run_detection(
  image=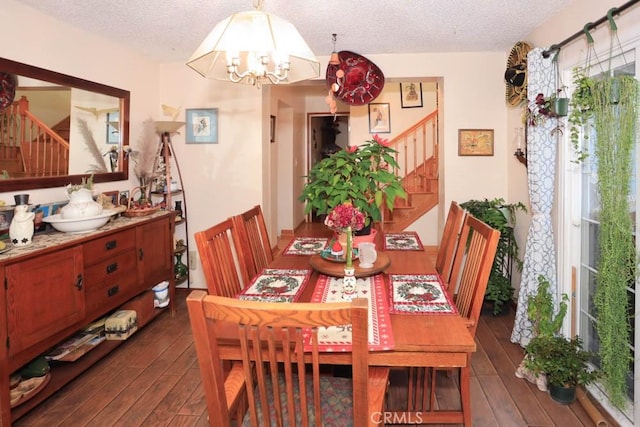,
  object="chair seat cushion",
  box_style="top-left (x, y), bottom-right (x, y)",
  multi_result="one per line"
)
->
top-left (242, 374), bottom-right (353, 426)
